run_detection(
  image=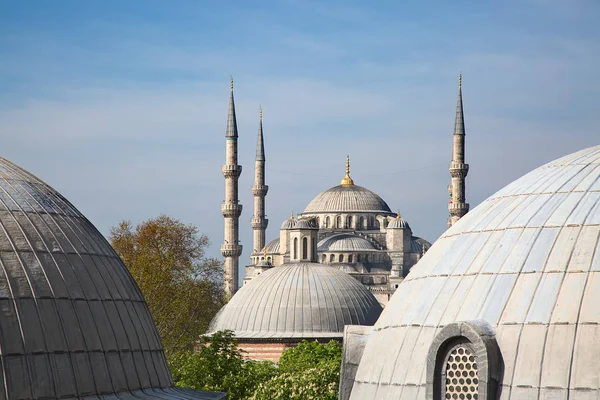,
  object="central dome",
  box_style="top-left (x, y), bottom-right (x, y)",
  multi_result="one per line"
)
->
top-left (302, 184), bottom-right (393, 214)
top-left (208, 262), bottom-right (382, 338)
